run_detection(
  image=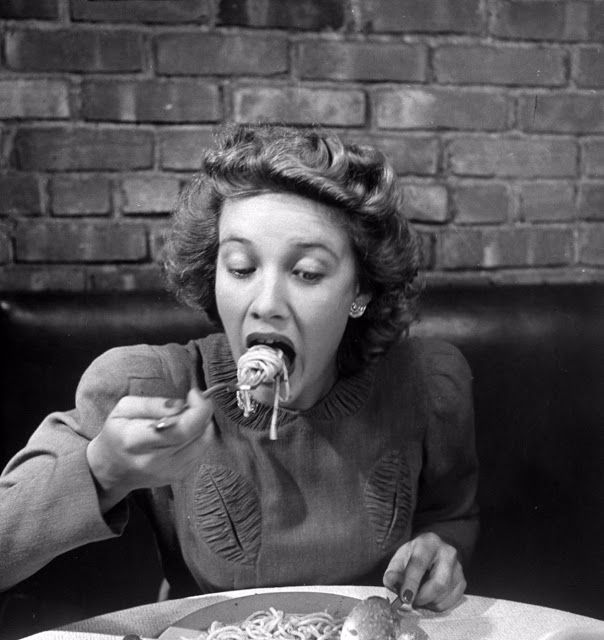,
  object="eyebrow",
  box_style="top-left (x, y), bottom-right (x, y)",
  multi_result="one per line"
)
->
top-left (219, 236), bottom-right (340, 260)
top-left (219, 236), bottom-right (251, 247)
